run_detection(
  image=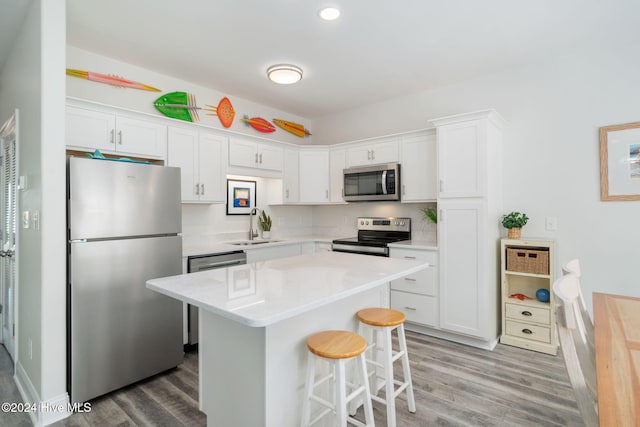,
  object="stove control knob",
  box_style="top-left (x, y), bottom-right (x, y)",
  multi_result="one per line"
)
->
top-left (360, 220), bottom-right (365, 225)
top-left (400, 221), bottom-right (405, 226)
top-left (365, 221), bottom-right (369, 225)
top-left (394, 221), bottom-right (399, 225)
